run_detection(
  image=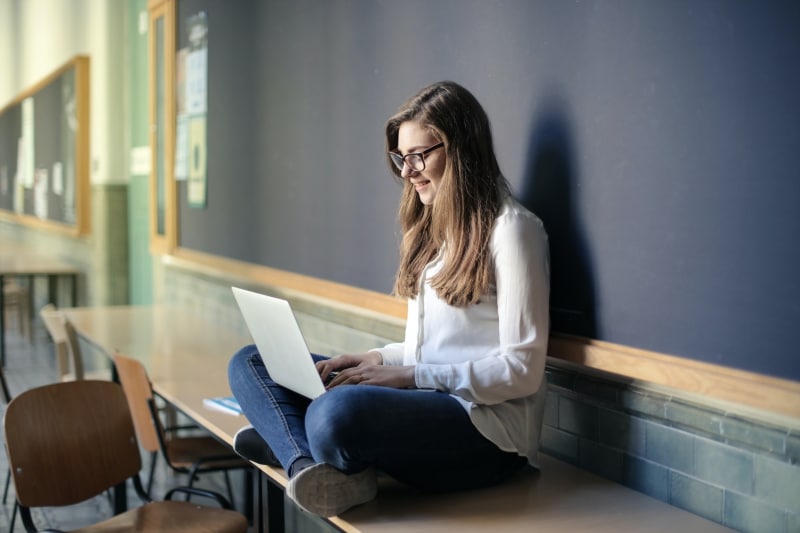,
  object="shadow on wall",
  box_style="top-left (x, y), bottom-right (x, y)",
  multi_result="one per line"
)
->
top-left (517, 91), bottom-right (597, 341)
